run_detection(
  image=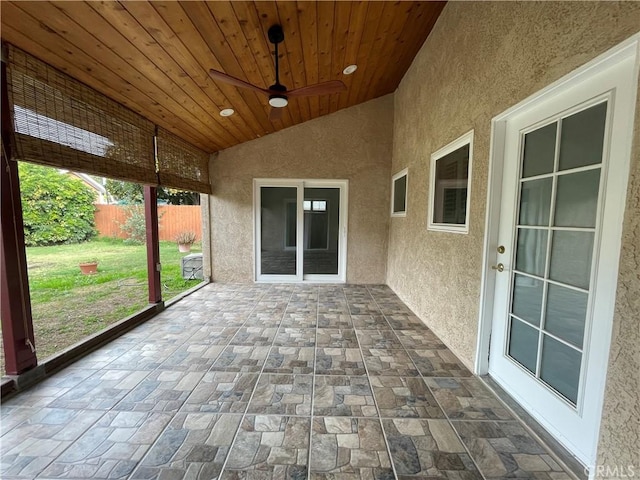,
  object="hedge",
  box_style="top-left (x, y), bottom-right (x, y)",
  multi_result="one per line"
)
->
top-left (19, 163), bottom-right (97, 246)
